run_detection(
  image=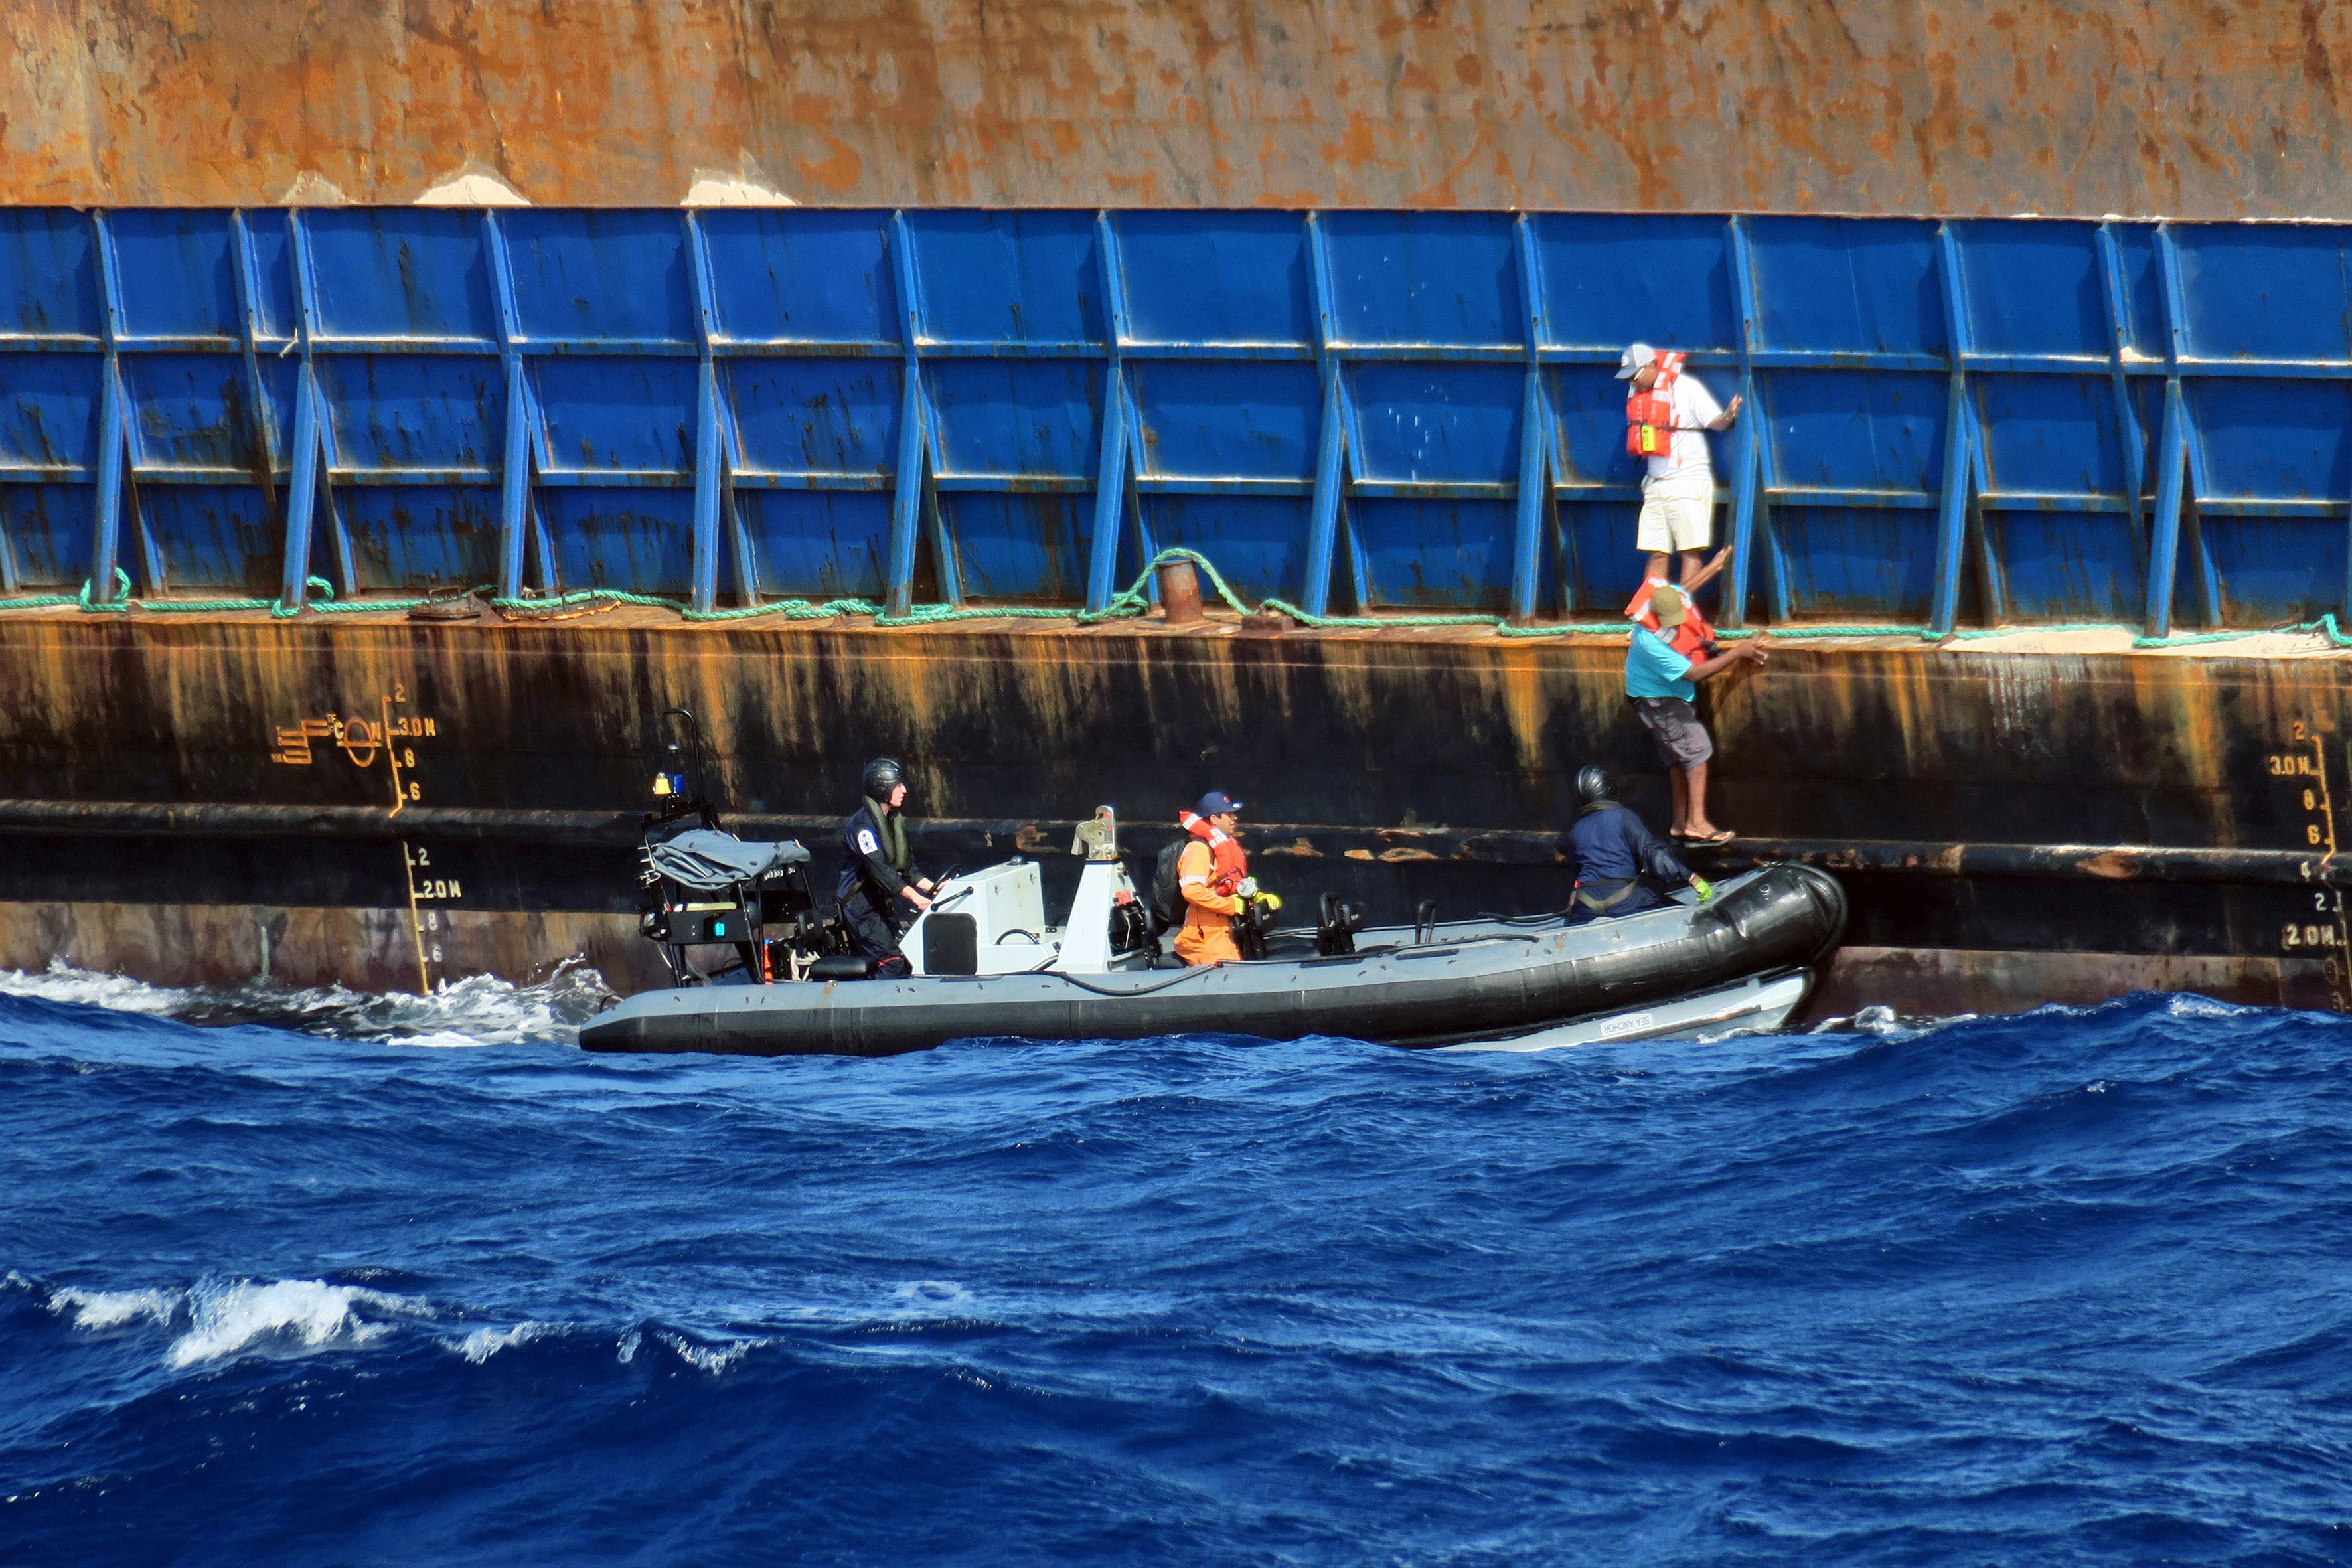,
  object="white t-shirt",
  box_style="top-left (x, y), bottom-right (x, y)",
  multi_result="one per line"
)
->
top-left (1641, 373), bottom-right (1724, 479)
